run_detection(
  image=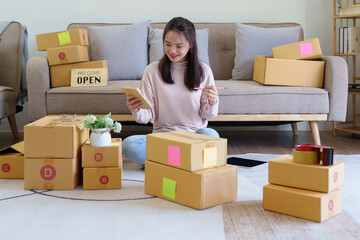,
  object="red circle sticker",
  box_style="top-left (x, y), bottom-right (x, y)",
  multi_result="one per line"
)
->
top-left (100, 175), bottom-right (109, 185)
top-left (334, 171), bottom-right (338, 183)
top-left (58, 52), bottom-right (66, 59)
top-left (94, 153), bottom-right (103, 162)
top-left (40, 165), bottom-right (56, 181)
top-left (328, 200), bottom-right (334, 211)
top-left (2, 163), bottom-right (11, 173)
